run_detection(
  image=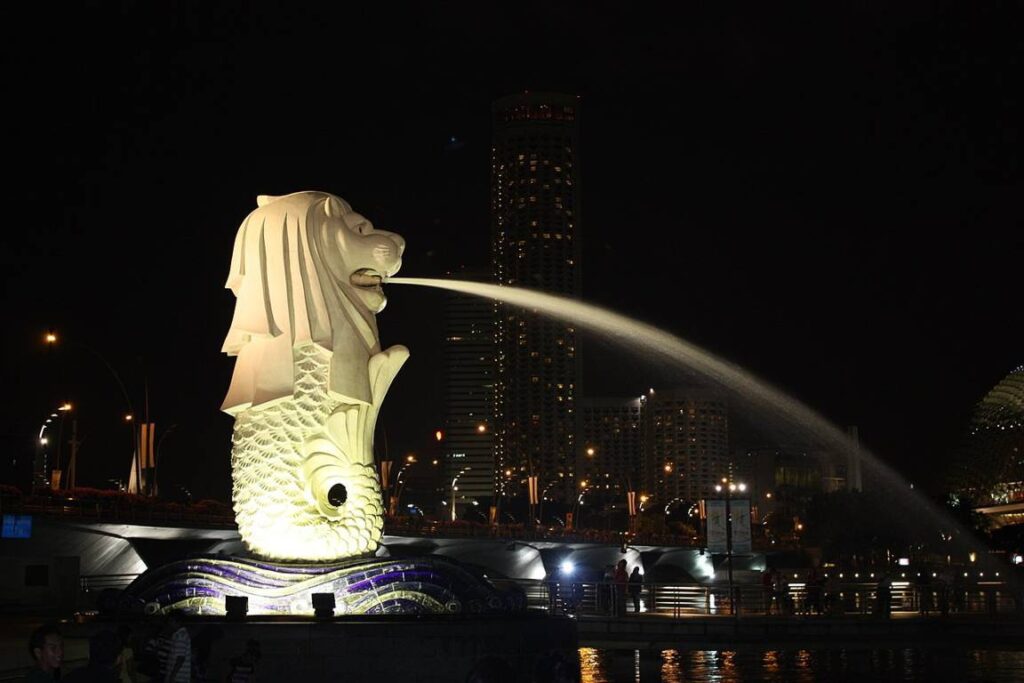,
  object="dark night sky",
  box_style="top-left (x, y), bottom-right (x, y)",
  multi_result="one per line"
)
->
top-left (2, 3), bottom-right (1020, 500)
